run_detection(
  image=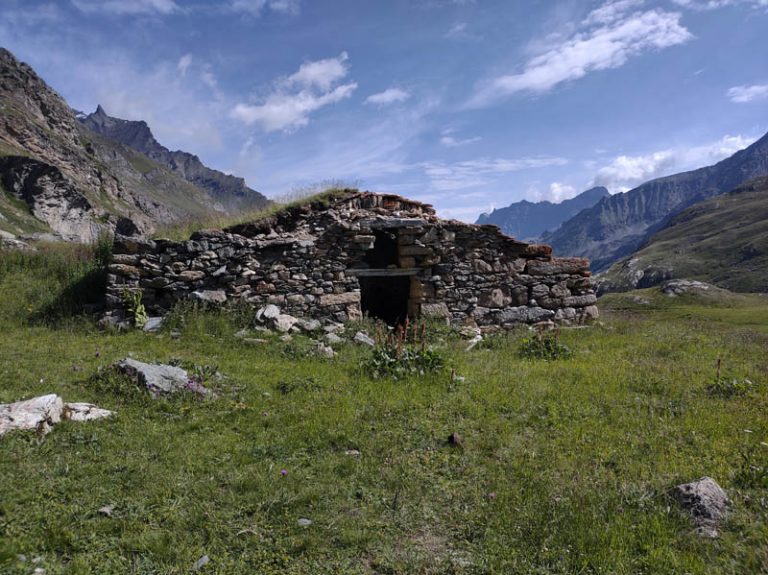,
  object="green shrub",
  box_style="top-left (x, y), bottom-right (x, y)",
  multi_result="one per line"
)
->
top-left (363, 319), bottom-right (445, 379)
top-left (122, 288), bottom-right (148, 329)
top-left (365, 344), bottom-right (445, 379)
top-left (706, 377), bottom-right (757, 398)
top-left (518, 331), bottom-right (572, 360)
